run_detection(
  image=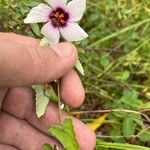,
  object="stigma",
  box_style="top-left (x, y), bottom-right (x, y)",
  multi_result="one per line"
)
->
top-left (50, 7), bottom-right (69, 27)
